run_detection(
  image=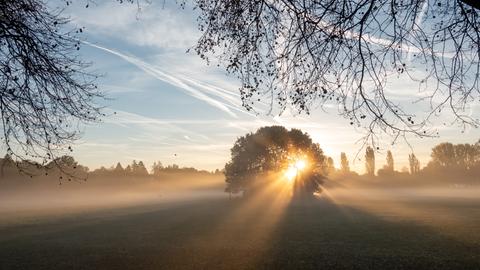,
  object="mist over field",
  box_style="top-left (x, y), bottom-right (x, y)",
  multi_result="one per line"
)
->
top-left (1, 170), bottom-right (480, 269)
top-left (1, 176), bottom-right (478, 217)
top-left (0, 171), bottom-right (224, 223)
